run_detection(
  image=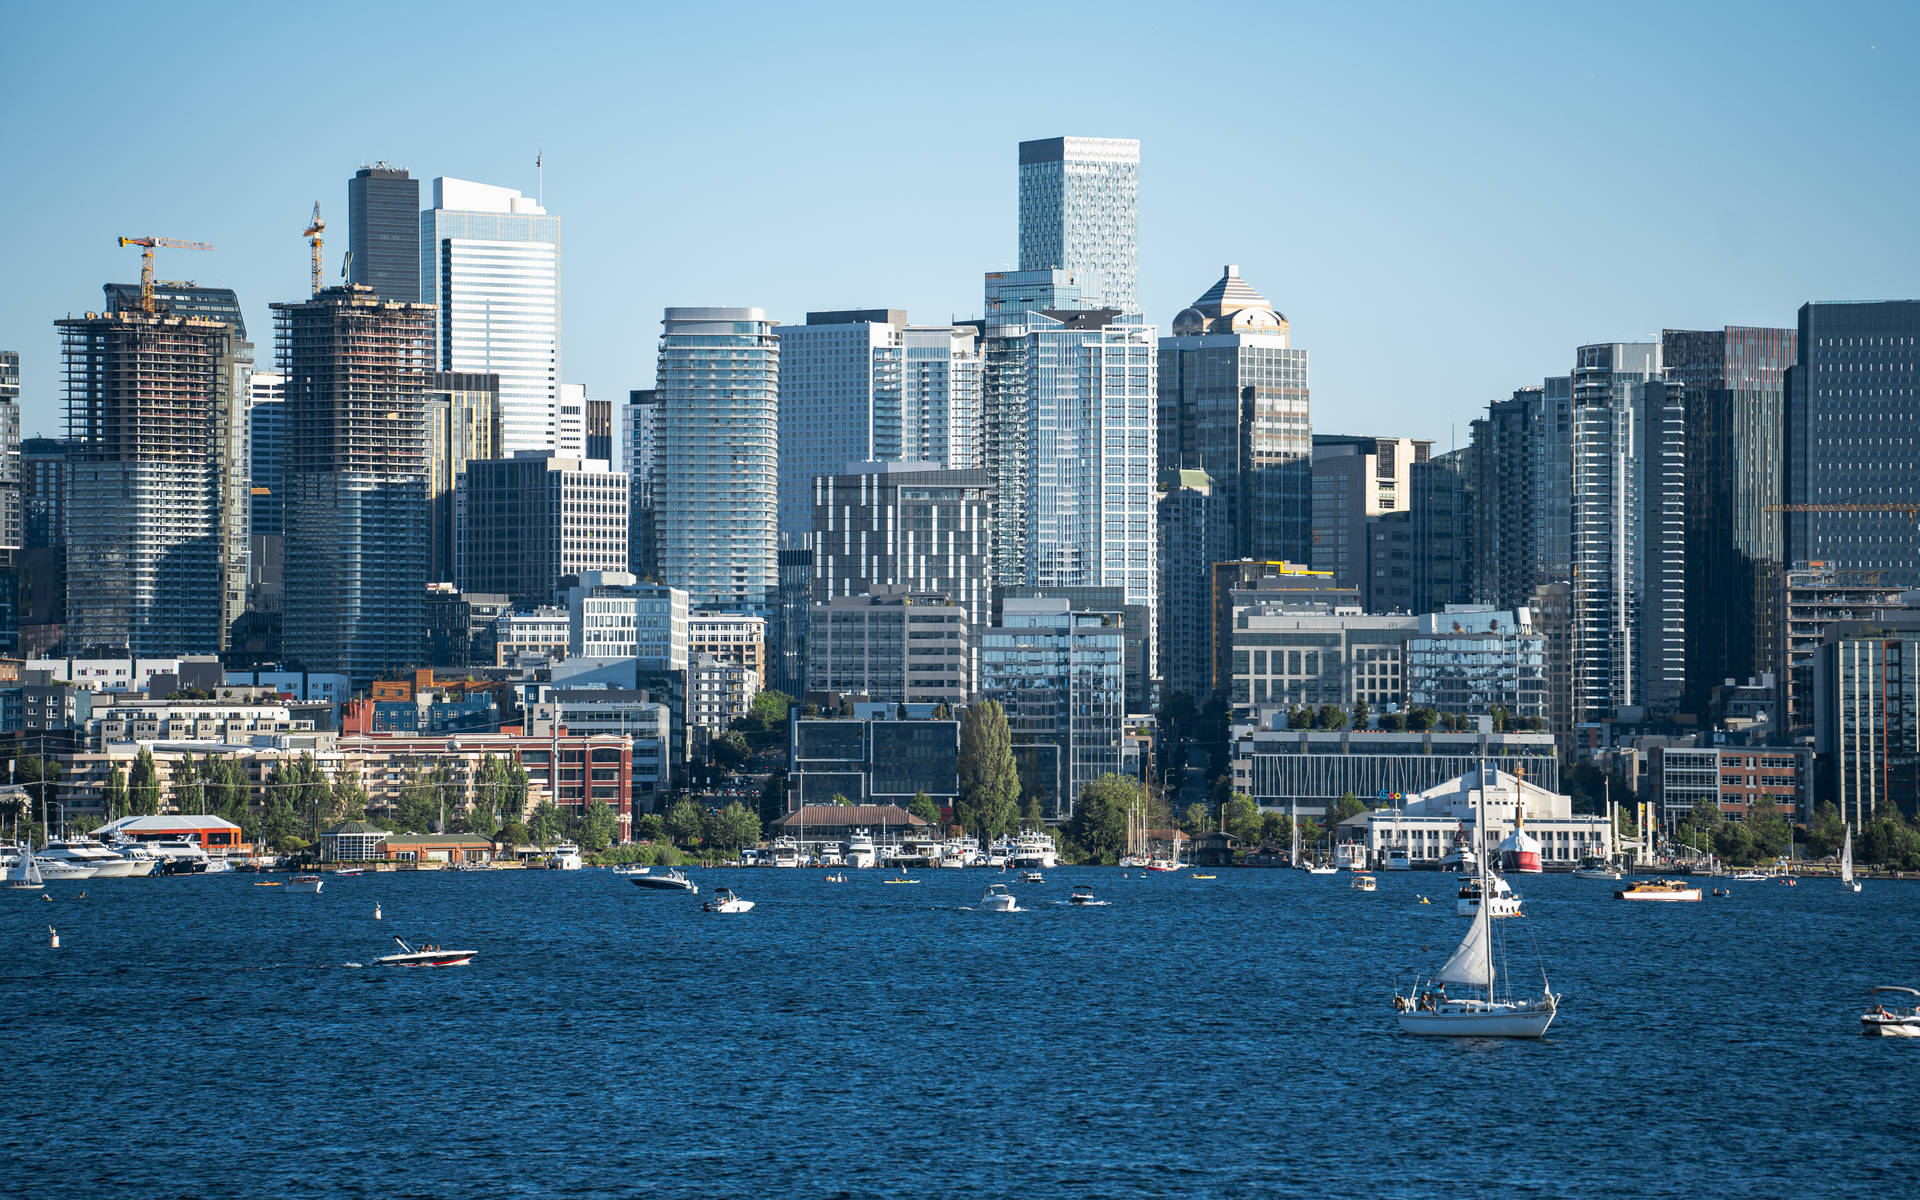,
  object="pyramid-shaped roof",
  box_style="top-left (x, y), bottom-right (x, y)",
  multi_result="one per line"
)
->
top-left (1189, 264), bottom-right (1274, 318)
top-left (1173, 265), bottom-right (1287, 335)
